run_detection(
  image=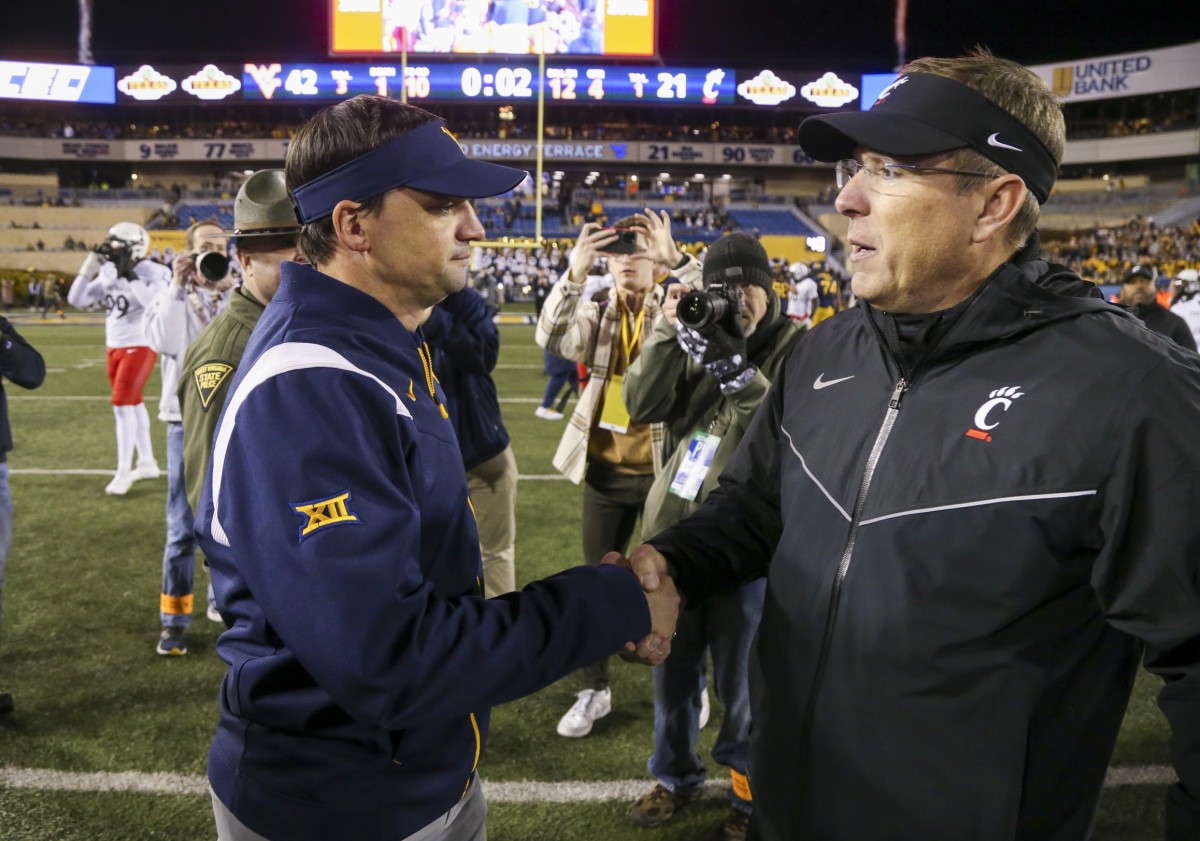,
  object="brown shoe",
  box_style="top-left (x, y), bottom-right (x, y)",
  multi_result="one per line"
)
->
top-left (627, 783), bottom-right (702, 827)
top-left (712, 809), bottom-right (751, 841)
